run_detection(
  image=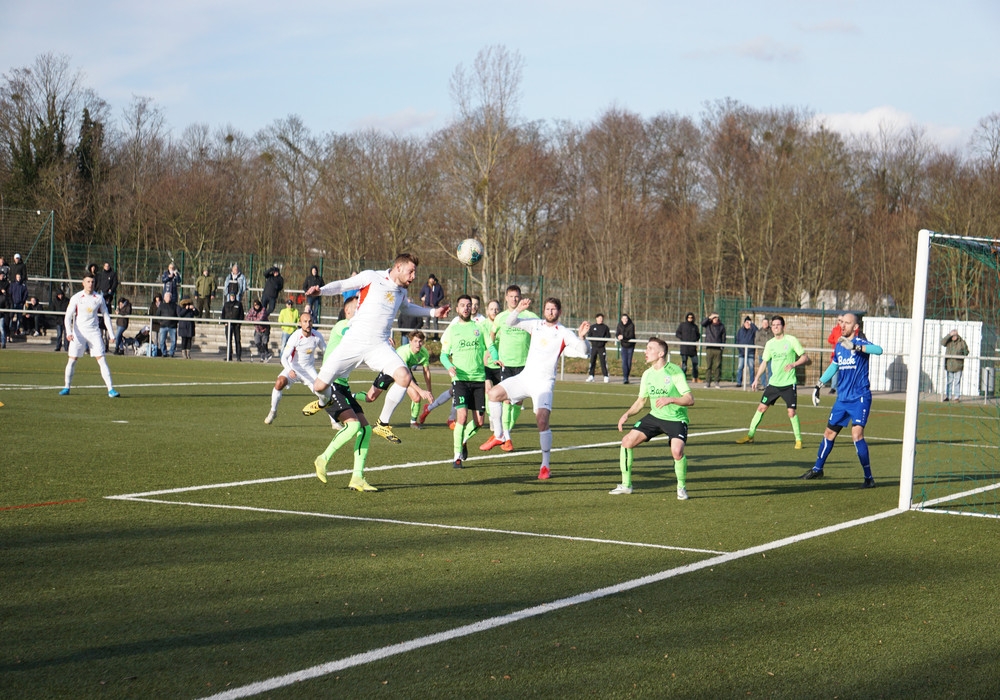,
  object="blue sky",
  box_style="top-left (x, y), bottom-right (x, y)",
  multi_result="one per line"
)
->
top-left (2, 0), bottom-right (997, 150)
